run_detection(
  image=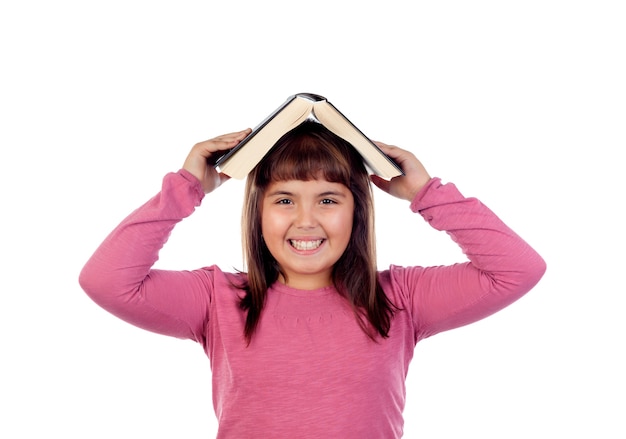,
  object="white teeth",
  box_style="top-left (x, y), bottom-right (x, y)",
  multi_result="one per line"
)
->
top-left (290, 239), bottom-right (323, 251)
